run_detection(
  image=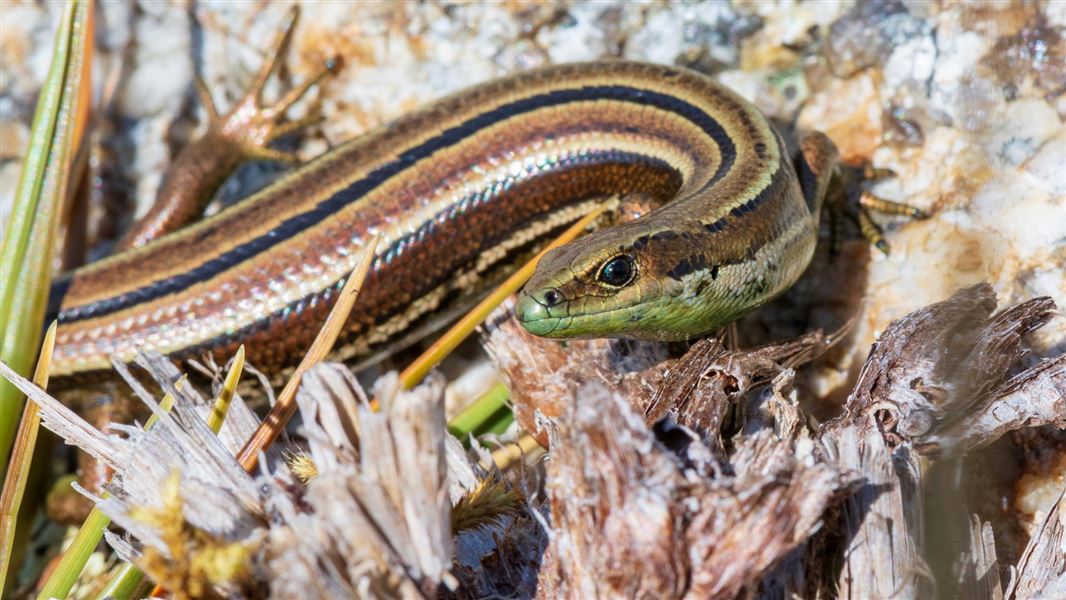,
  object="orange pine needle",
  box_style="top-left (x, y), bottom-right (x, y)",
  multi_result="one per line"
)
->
top-left (398, 205), bottom-right (608, 391)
